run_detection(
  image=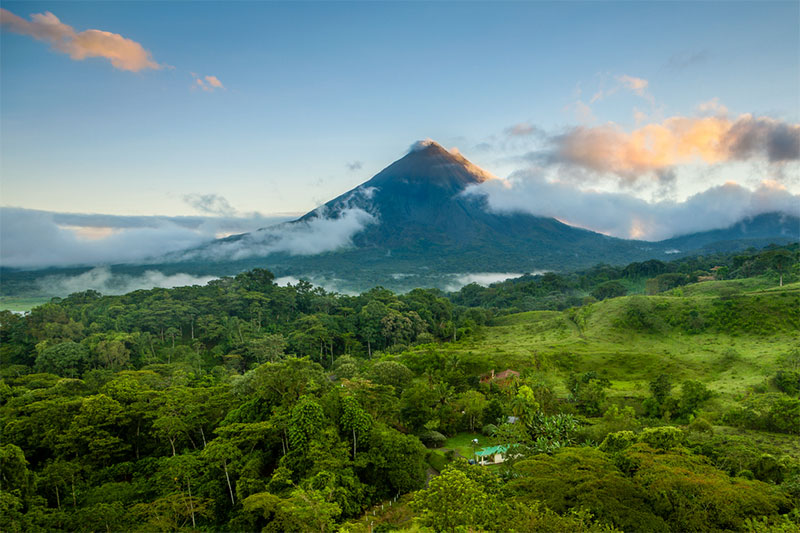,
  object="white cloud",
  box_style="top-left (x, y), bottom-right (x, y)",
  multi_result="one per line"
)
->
top-left (184, 193), bottom-right (237, 217)
top-left (0, 207), bottom-right (294, 268)
top-left (38, 267), bottom-right (217, 296)
top-left (186, 207), bottom-right (376, 261)
top-left (466, 175), bottom-right (800, 241)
